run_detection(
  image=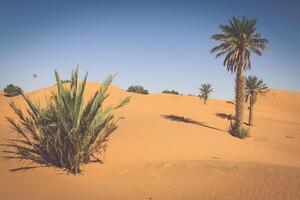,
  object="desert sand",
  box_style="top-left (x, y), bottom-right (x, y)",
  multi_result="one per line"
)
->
top-left (0, 83), bottom-right (300, 200)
